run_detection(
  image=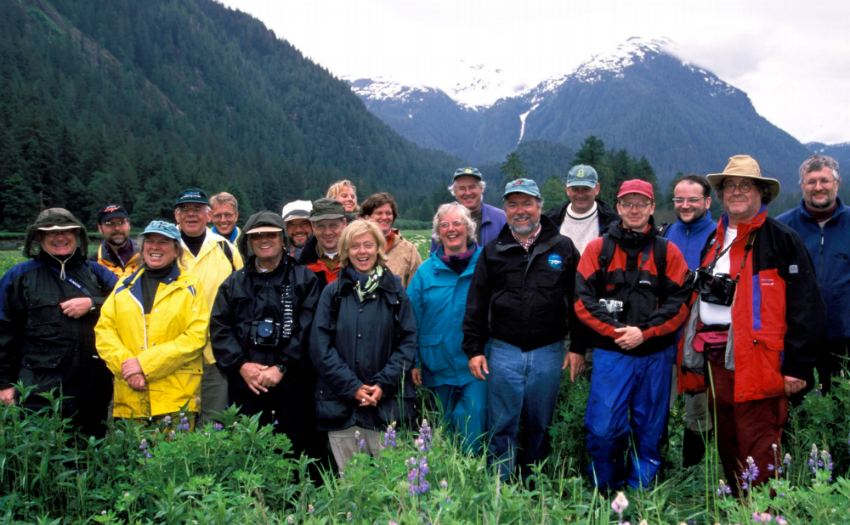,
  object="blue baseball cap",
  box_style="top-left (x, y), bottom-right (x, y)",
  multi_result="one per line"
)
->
top-left (141, 221), bottom-right (181, 241)
top-left (453, 167), bottom-right (483, 181)
top-left (503, 178), bottom-right (541, 199)
top-left (566, 165), bottom-right (599, 188)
